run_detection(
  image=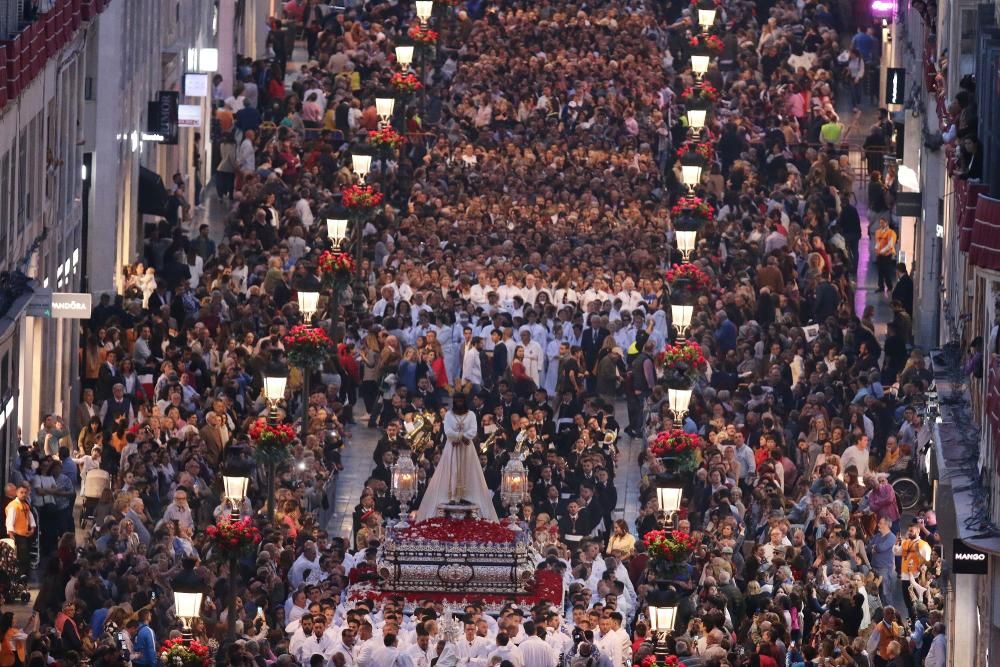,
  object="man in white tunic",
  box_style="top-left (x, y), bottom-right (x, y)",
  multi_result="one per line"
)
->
top-left (519, 328), bottom-right (544, 387)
